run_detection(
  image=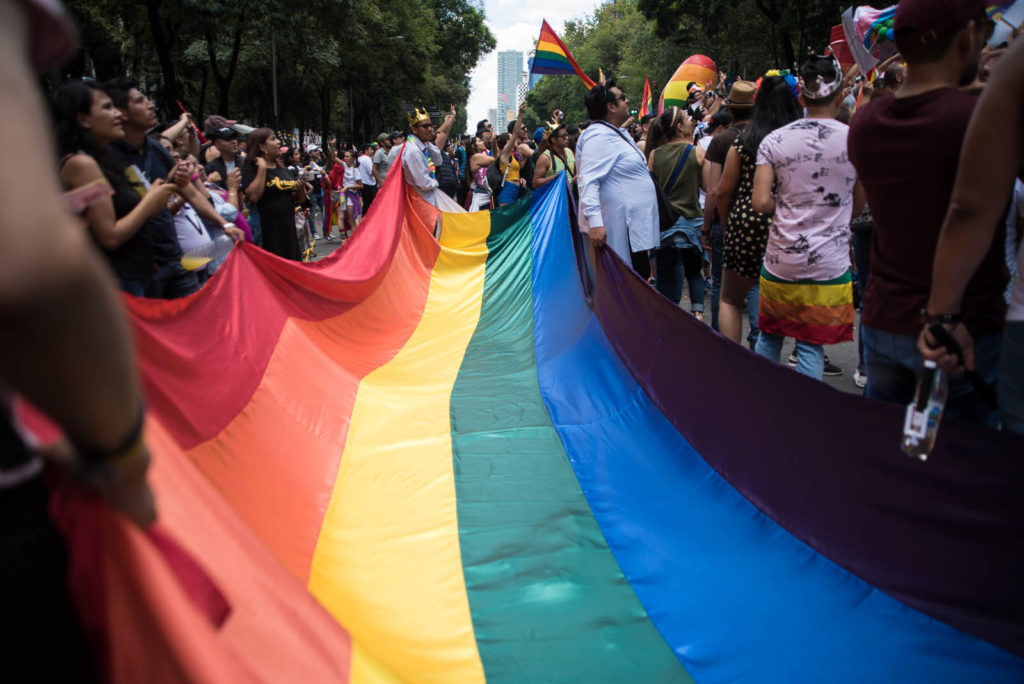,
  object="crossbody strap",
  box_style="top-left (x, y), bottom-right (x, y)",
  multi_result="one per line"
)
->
top-left (593, 120), bottom-right (647, 164)
top-left (592, 120), bottom-right (692, 193)
top-left (662, 144), bottom-right (693, 194)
